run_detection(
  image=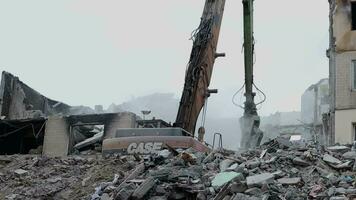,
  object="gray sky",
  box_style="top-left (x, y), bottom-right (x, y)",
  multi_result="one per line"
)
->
top-left (0, 0), bottom-right (329, 118)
